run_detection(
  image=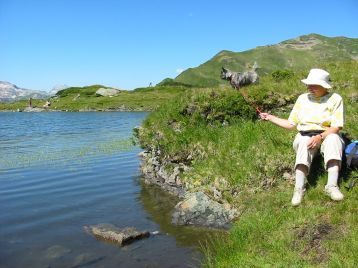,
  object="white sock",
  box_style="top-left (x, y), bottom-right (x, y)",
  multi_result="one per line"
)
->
top-left (327, 165), bottom-right (339, 187)
top-left (295, 169), bottom-right (306, 189)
